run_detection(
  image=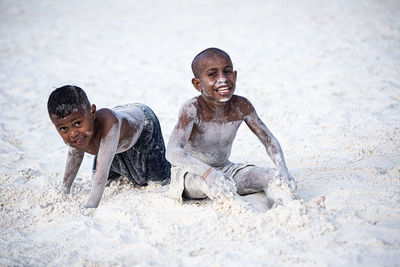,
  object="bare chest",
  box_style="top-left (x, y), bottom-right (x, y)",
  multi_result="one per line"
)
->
top-left (189, 120), bottom-right (242, 148)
